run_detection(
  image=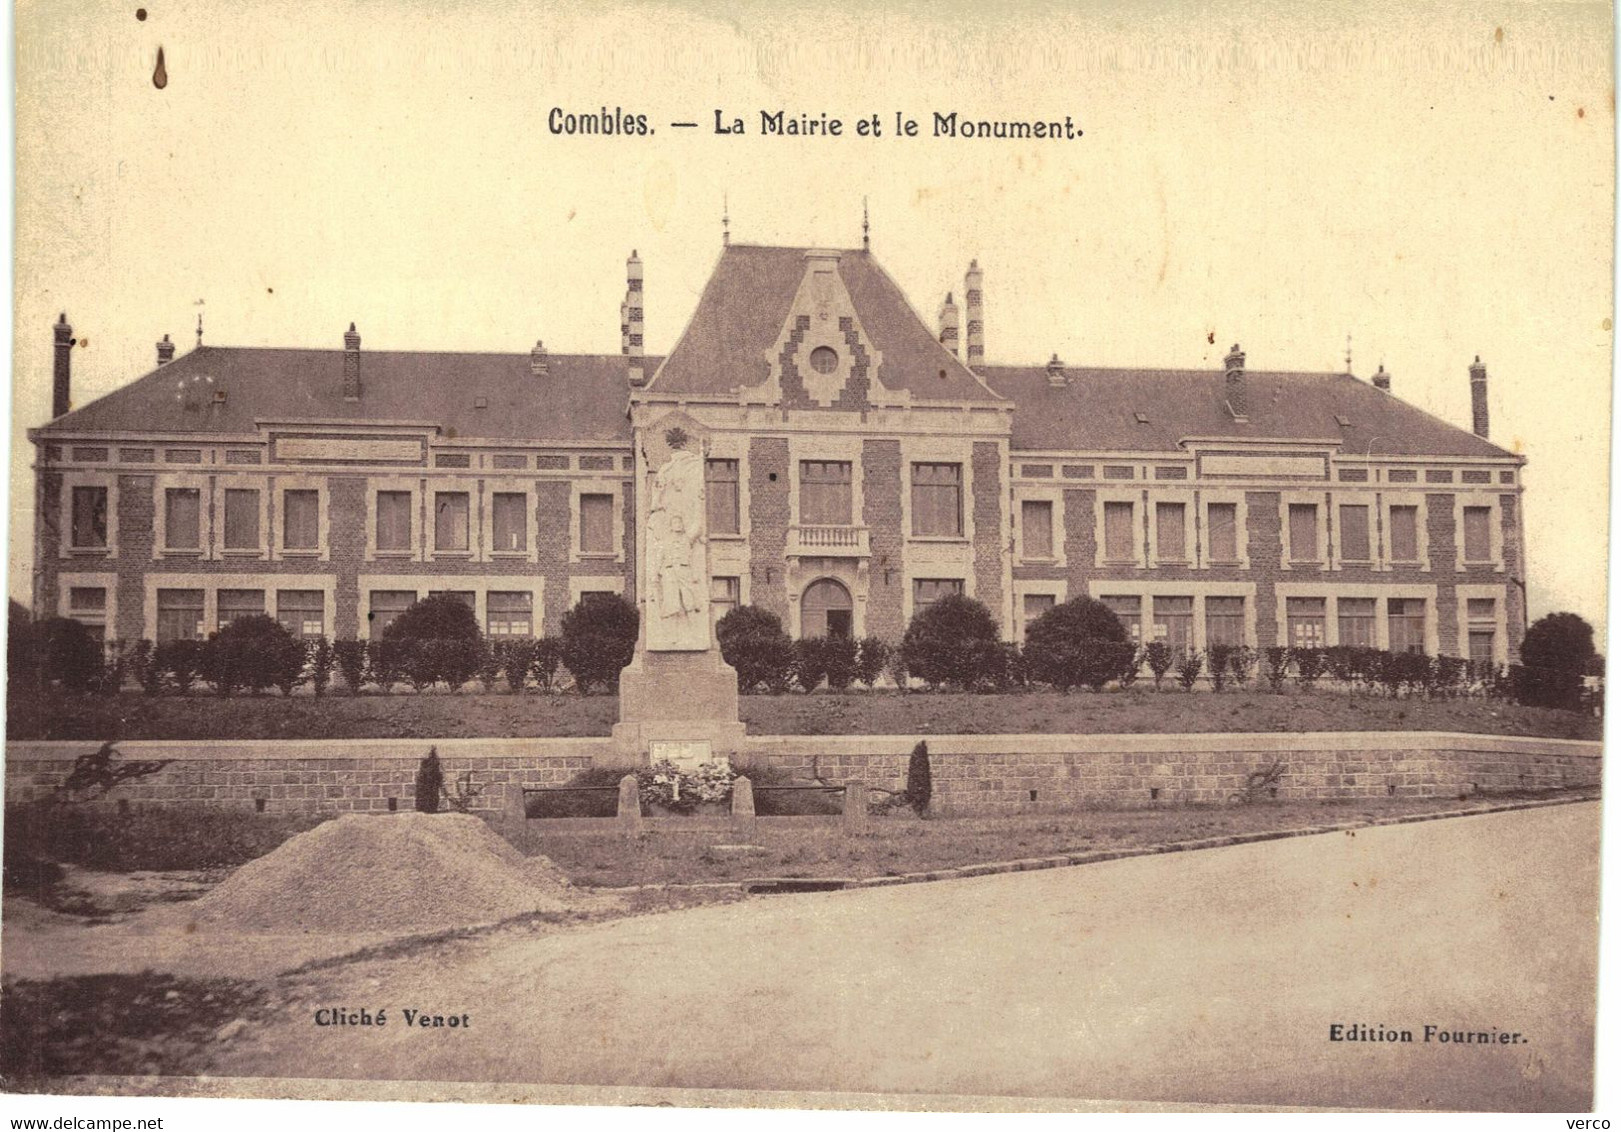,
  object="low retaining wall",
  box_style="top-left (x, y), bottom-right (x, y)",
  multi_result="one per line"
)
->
top-left (4, 732), bottom-right (1600, 816)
